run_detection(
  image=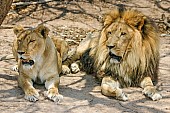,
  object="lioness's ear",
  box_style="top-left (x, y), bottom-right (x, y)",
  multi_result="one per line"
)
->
top-left (13, 25), bottom-right (24, 35)
top-left (35, 24), bottom-right (50, 38)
